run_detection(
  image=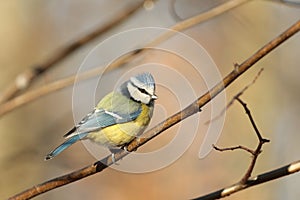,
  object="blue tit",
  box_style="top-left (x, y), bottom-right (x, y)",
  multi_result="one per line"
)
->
top-left (45, 72), bottom-right (157, 160)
